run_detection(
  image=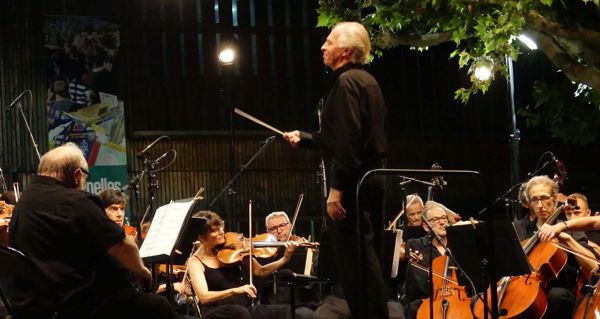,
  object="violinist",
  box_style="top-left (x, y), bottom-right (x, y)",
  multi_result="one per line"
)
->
top-left (514, 175), bottom-right (596, 319)
top-left (404, 201), bottom-right (452, 319)
top-left (8, 143), bottom-right (177, 318)
top-left (262, 211), bottom-right (320, 319)
top-left (0, 193), bottom-right (16, 246)
top-left (265, 211), bottom-right (294, 242)
top-left (564, 193), bottom-right (600, 255)
top-left (98, 188), bottom-right (127, 227)
top-left (98, 188), bottom-right (189, 298)
top-left (187, 210), bottom-right (297, 319)
top-left (405, 194), bottom-right (425, 227)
